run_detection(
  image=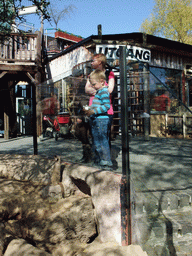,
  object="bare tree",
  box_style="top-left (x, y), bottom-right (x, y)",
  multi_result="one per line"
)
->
top-left (48, 3), bottom-right (76, 30)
